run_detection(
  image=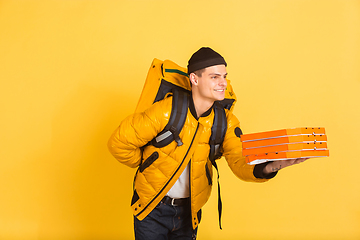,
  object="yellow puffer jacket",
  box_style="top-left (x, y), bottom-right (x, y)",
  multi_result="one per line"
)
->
top-left (108, 95), bottom-right (270, 229)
